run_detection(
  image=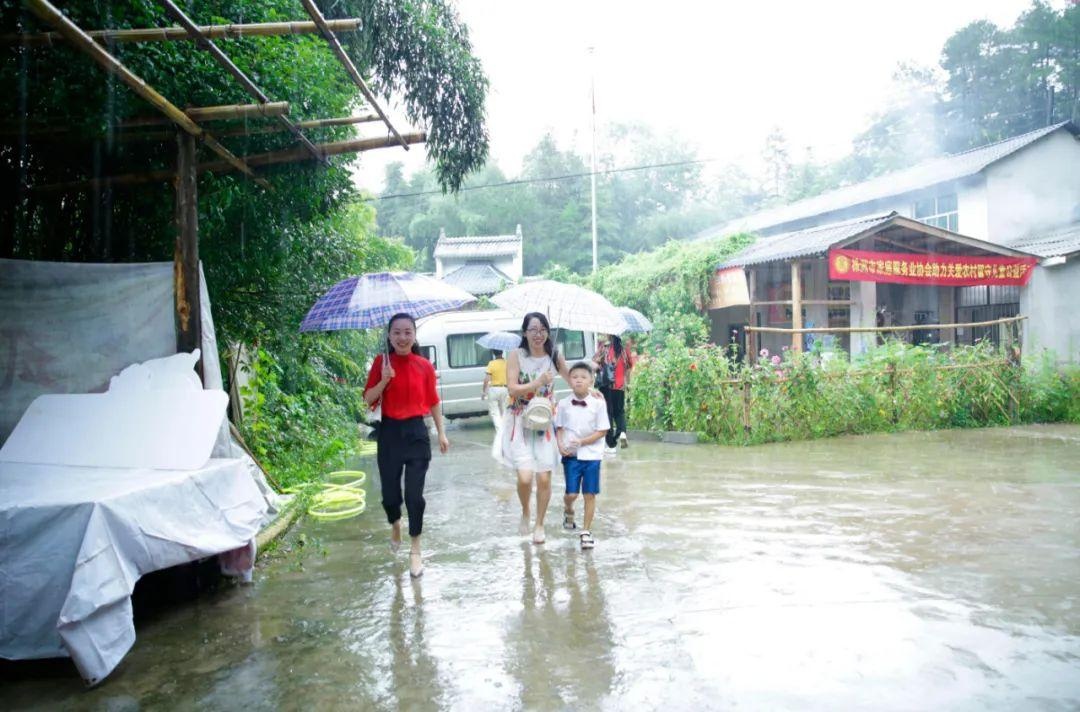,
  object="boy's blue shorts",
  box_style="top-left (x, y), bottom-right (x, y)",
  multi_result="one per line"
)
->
top-left (563, 457), bottom-right (601, 495)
